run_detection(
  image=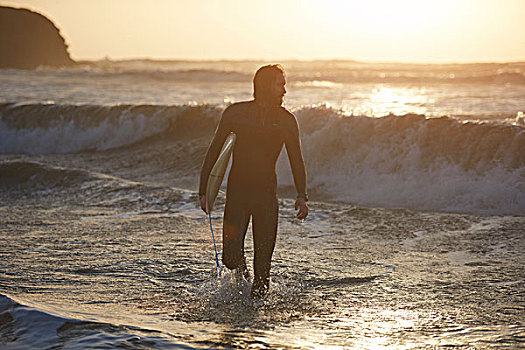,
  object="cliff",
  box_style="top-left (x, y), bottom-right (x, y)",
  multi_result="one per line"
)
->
top-left (0, 6), bottom-right (75, 69)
